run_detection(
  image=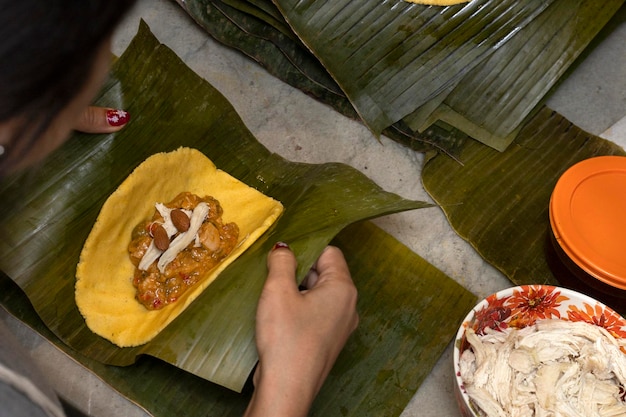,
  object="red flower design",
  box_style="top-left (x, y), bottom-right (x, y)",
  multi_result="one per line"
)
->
top-left (506, 285), bottom-right (568, 323)
top-left (472, 293), bottom-right (511, 335)
top-left (567, 303), bottom-right (626, 340)
top-left (506, 312), bottom-right (537, 329)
